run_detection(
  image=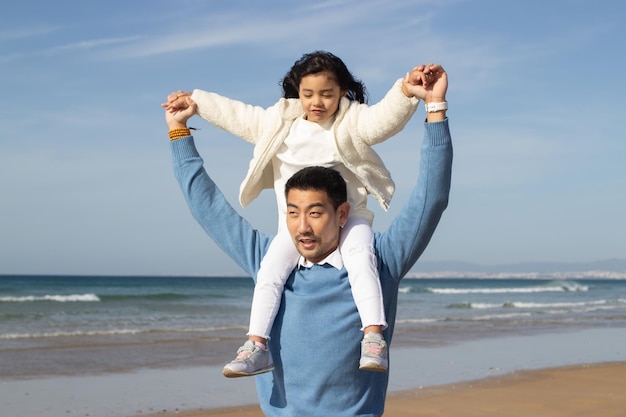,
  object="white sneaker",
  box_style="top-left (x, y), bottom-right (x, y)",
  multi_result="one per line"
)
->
top-left (359, 332), bottom-right (388, 372)
top-left (222, 340), bottom-right (274, 378)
